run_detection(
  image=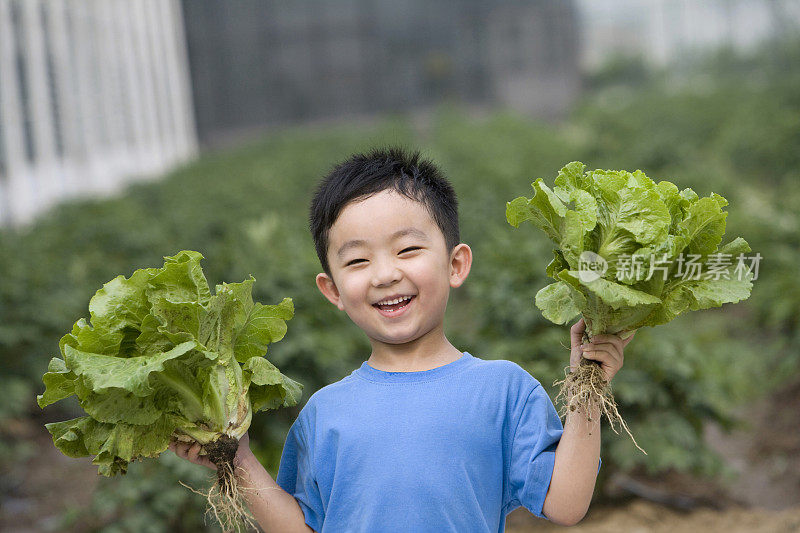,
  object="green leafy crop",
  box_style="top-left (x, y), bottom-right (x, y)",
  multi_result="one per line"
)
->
top-left (506, 161), bottom-right (754, 338)
top-left (37, 250), bottom-right (301, 476)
